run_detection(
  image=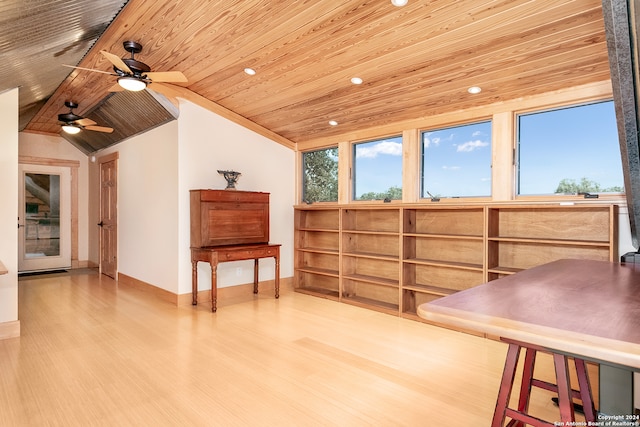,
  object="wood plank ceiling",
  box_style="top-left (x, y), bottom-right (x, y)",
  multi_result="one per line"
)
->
top-left (24, 0), bottom-right (611, 151)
